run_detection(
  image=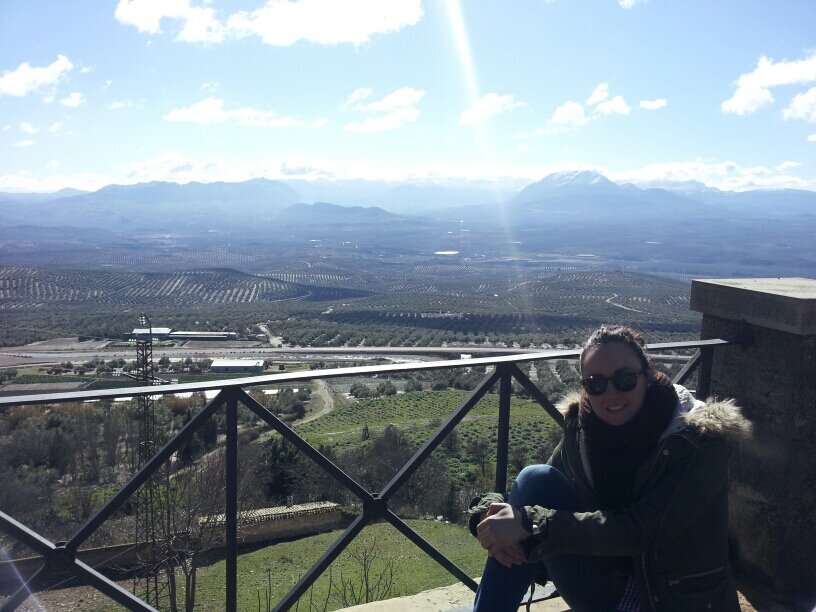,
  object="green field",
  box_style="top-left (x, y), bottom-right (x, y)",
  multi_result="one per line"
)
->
top-left (191, 521), bottom-right (486, 611)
